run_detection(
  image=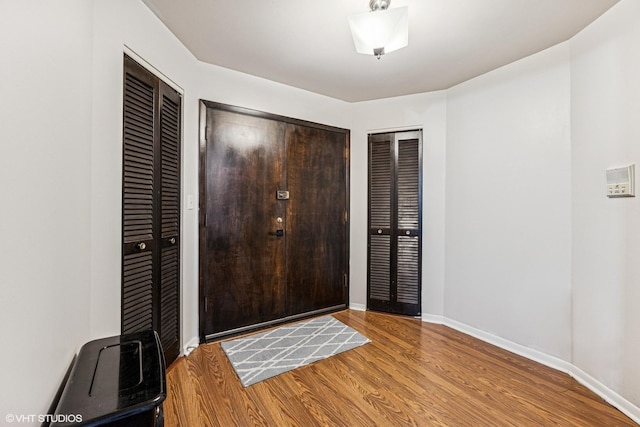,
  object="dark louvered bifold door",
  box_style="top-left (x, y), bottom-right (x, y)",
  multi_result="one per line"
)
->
top-left (396, 134), bottom-right (420, 313)
top-left (368, 135), bottom-right (392, 306)
top-left (122, 55), bottom-right (181, 365)
top-left (123, 64), bottom-right (155, 335)
top-left (368, 130), bottom-right (422, 316)
top-left (158, 88), bottom-right (181, 363)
